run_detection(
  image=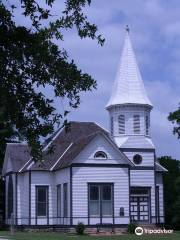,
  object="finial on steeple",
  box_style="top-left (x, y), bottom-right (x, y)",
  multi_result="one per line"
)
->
top-left (126, 25), bottom-right (130, 33)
